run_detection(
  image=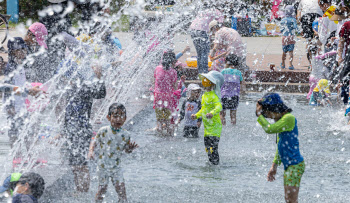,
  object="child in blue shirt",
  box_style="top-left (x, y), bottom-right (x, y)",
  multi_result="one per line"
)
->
top-left (280, 5), bottom-right (298, 70)
top-left (256, 93), bottom-right (304, 203)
